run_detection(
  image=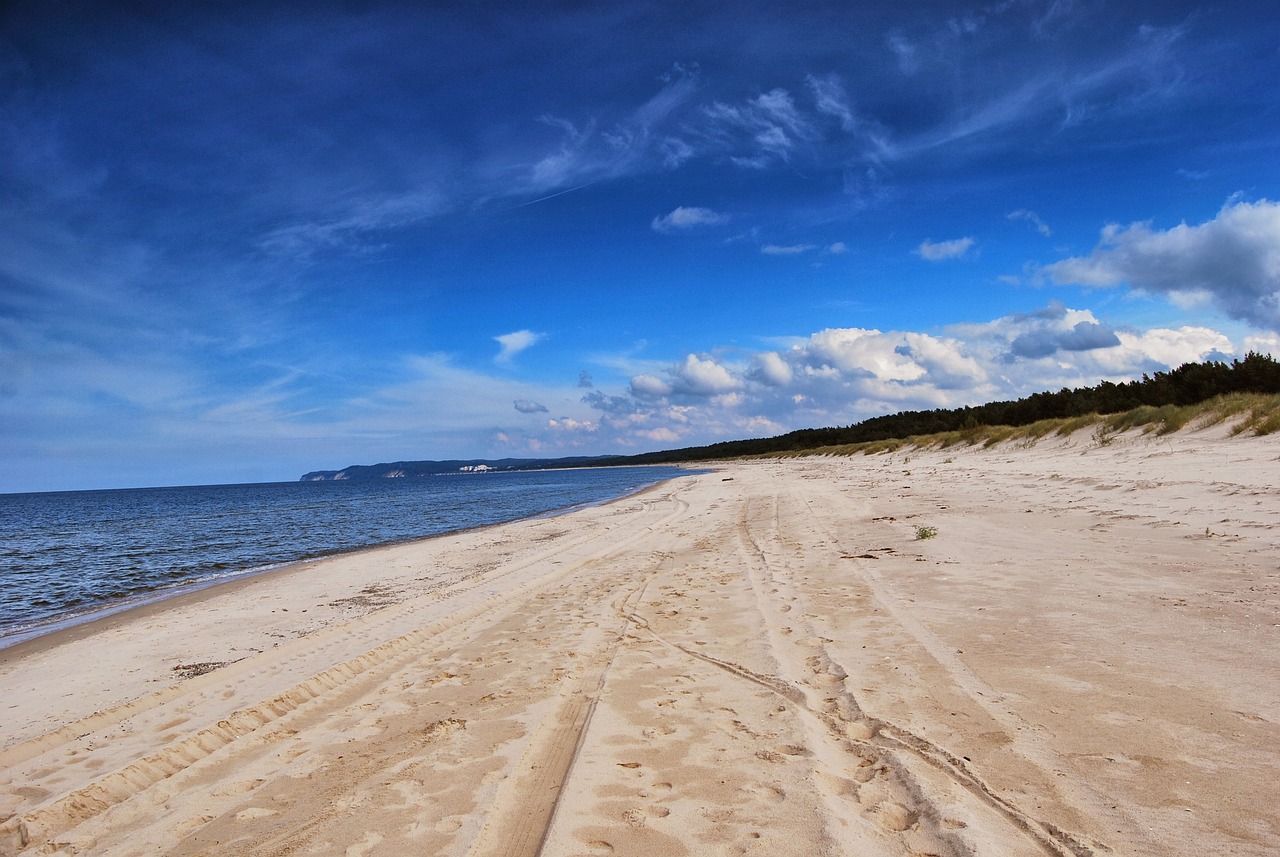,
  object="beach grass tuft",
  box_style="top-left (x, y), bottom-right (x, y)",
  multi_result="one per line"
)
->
top-left (765, 393), bottom-right (1280, 463)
